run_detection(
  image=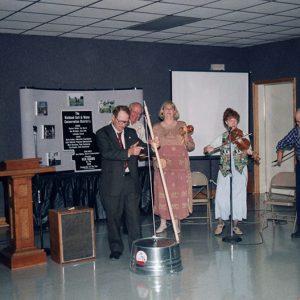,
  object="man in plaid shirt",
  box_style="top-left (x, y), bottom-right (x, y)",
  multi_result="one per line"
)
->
top-left (276, 109), bottom-right (300, 238)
